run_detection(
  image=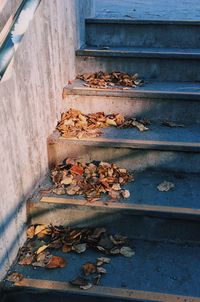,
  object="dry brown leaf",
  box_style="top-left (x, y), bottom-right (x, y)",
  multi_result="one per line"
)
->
top-left (46, 255), bottom-right (66, 268)
top-left (6, 272), bottom-right (24, 283)
top-left (62, 244), bottom-right (72, 253)
top-left (53, 187), bottom-right (66, 195)
top-left (82, 262), bottom-right (97, 276)
top-left (27, 225), bottom-right (35, 239)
